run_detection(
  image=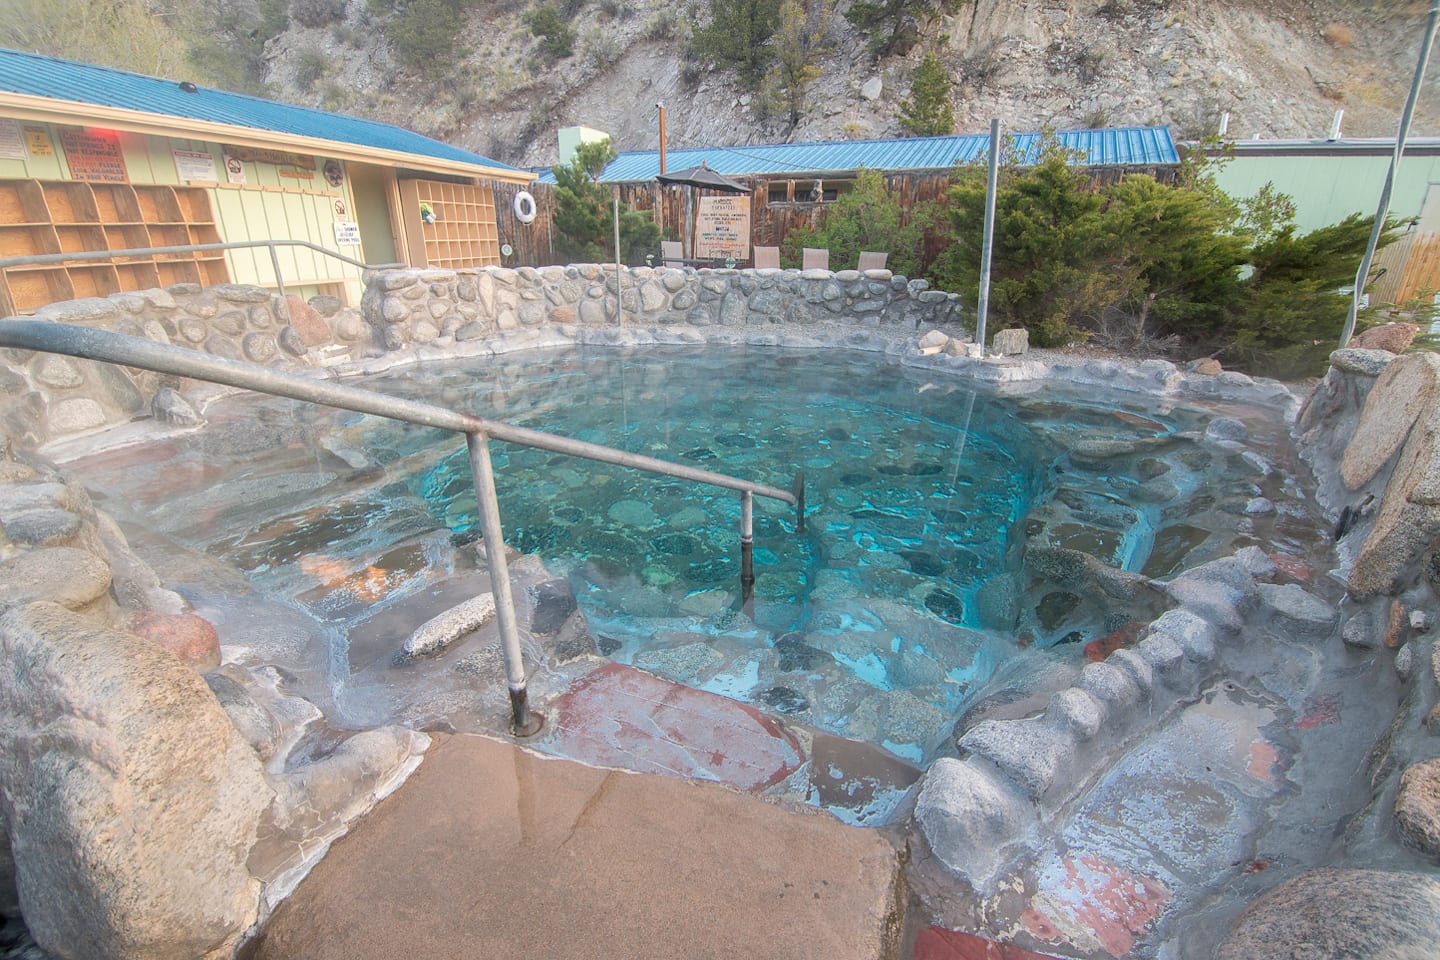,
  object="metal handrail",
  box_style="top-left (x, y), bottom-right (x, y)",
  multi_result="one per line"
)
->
top-left (0, 320), bottom-right (805, 736)
top-left (0, 240), bottom-right (404, 304)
